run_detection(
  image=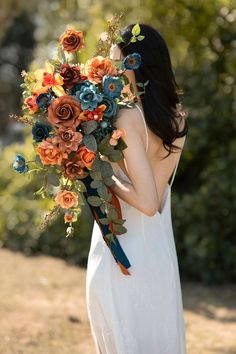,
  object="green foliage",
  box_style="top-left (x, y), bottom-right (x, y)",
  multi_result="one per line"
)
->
top-left (0, 139), bottom-right (93, 265)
